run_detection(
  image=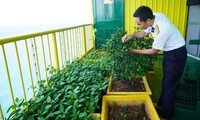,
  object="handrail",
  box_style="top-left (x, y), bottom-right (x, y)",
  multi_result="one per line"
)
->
top-left (0, 24), bottom-right (92, 44)
top-left (0, 23), bottom-right (94, 119)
